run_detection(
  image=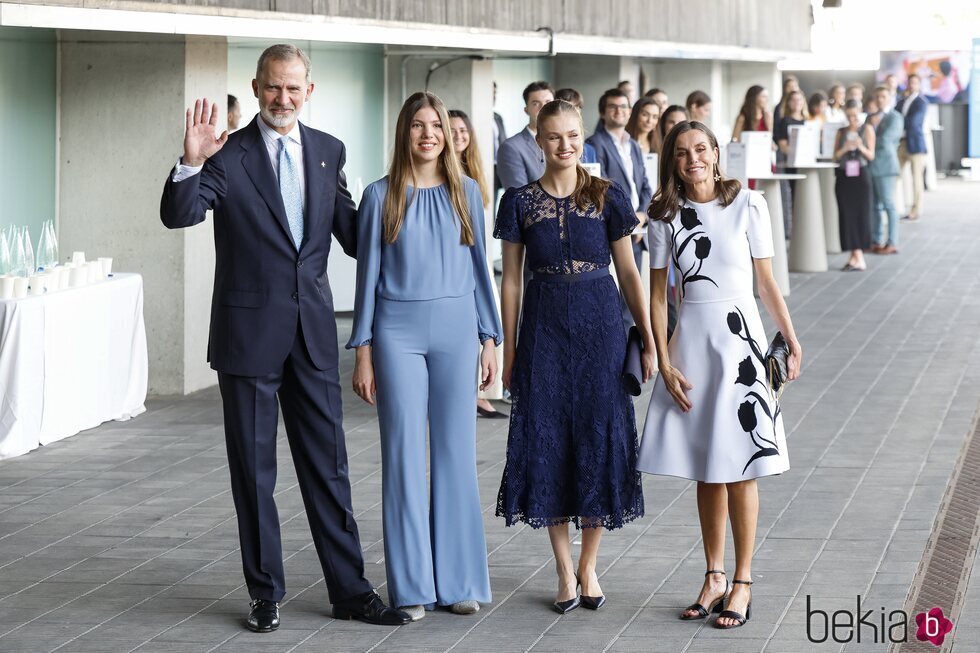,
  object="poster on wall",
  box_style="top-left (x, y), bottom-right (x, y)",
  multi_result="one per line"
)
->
top-left (878, 50), bottom-right (971, 103)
